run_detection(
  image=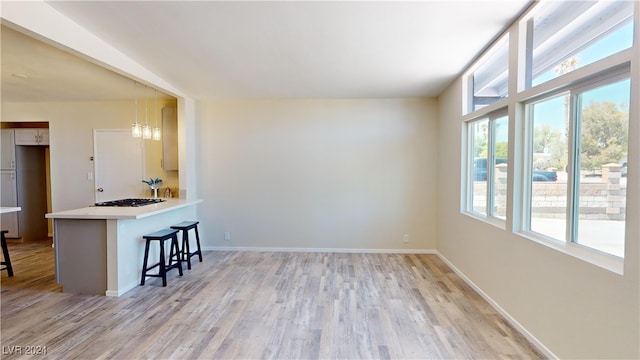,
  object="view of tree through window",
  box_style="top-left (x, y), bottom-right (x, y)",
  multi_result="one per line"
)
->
top-left (527, 77), bottom-right (629, 257)
top-left (579, 98), bottom-right (629, 172)
top-left (528, 95), bottom-right (568, 241)
top-left (575, 79), bottom-right (629, 257)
